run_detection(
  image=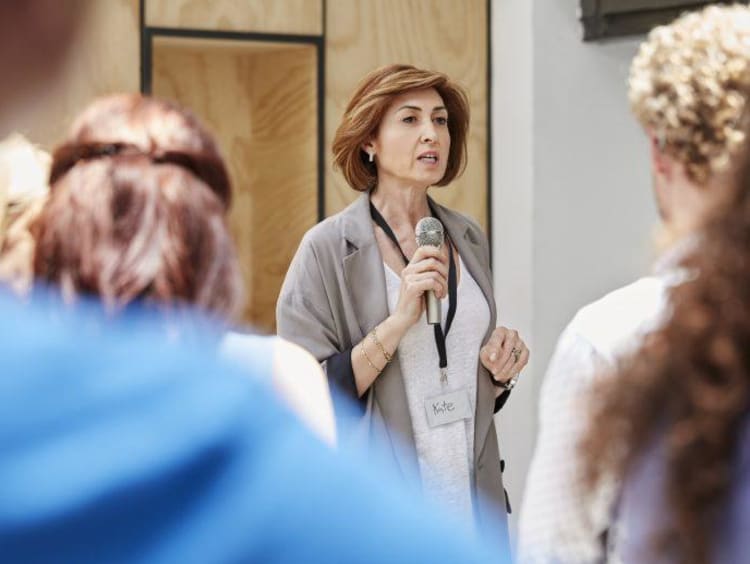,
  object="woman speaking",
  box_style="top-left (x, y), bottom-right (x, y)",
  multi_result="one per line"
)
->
top-left (277, 64), bottom-right (528, 542)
